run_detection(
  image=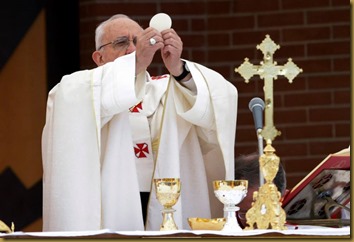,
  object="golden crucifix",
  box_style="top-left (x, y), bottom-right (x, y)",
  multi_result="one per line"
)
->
top-left (235, 35), bottom-right (302, 230)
